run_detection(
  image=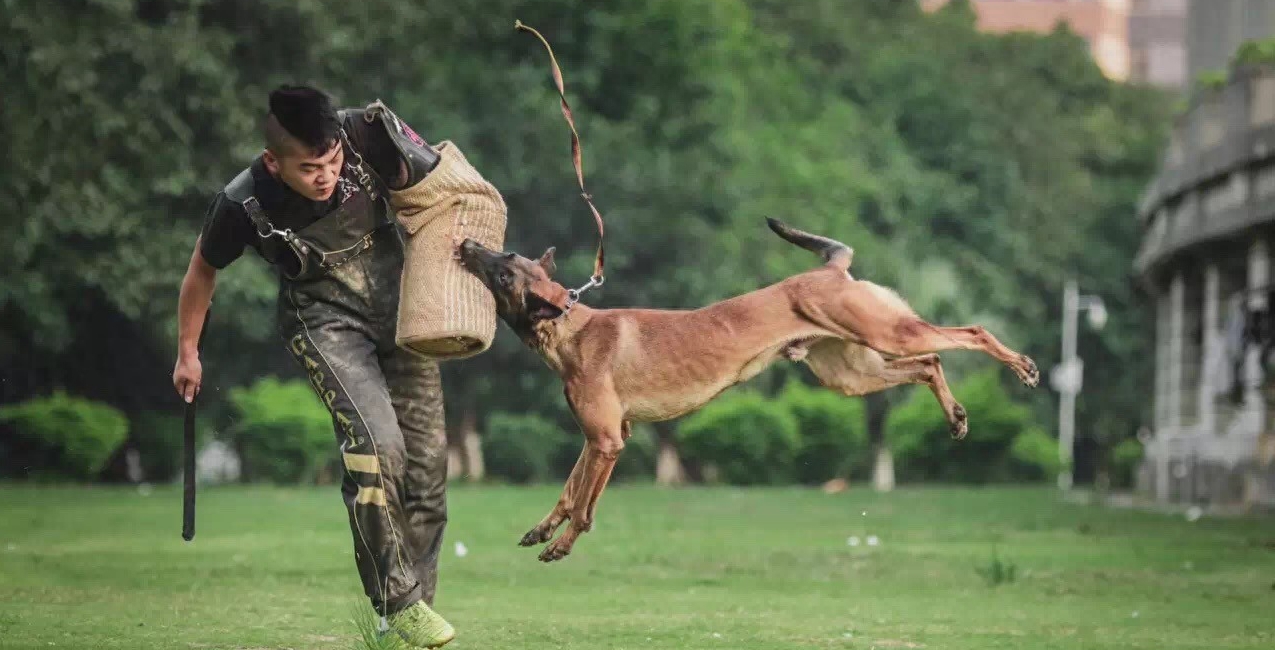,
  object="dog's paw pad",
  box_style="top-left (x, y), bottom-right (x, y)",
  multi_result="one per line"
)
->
top-left (519, 528), bottom-right (550, 547)
top-left (1017, 356), bottom-right (1040, 388)
top-left (950, 404), bottom-right (969, 440)
top-left (538, 545), bottom-right (570, 563)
